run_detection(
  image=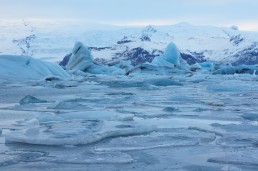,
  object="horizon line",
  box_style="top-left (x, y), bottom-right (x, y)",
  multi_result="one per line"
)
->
top-left (0, 18), bottom-right (258, 32)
